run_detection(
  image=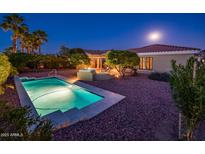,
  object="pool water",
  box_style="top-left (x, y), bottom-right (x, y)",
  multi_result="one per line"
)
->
top-left (21, 77), bottom-right (103, 117)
